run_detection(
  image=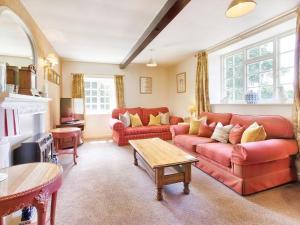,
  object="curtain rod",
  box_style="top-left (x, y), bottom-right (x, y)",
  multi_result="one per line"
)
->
top-left (194, 7), bottom-right (298, 56)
